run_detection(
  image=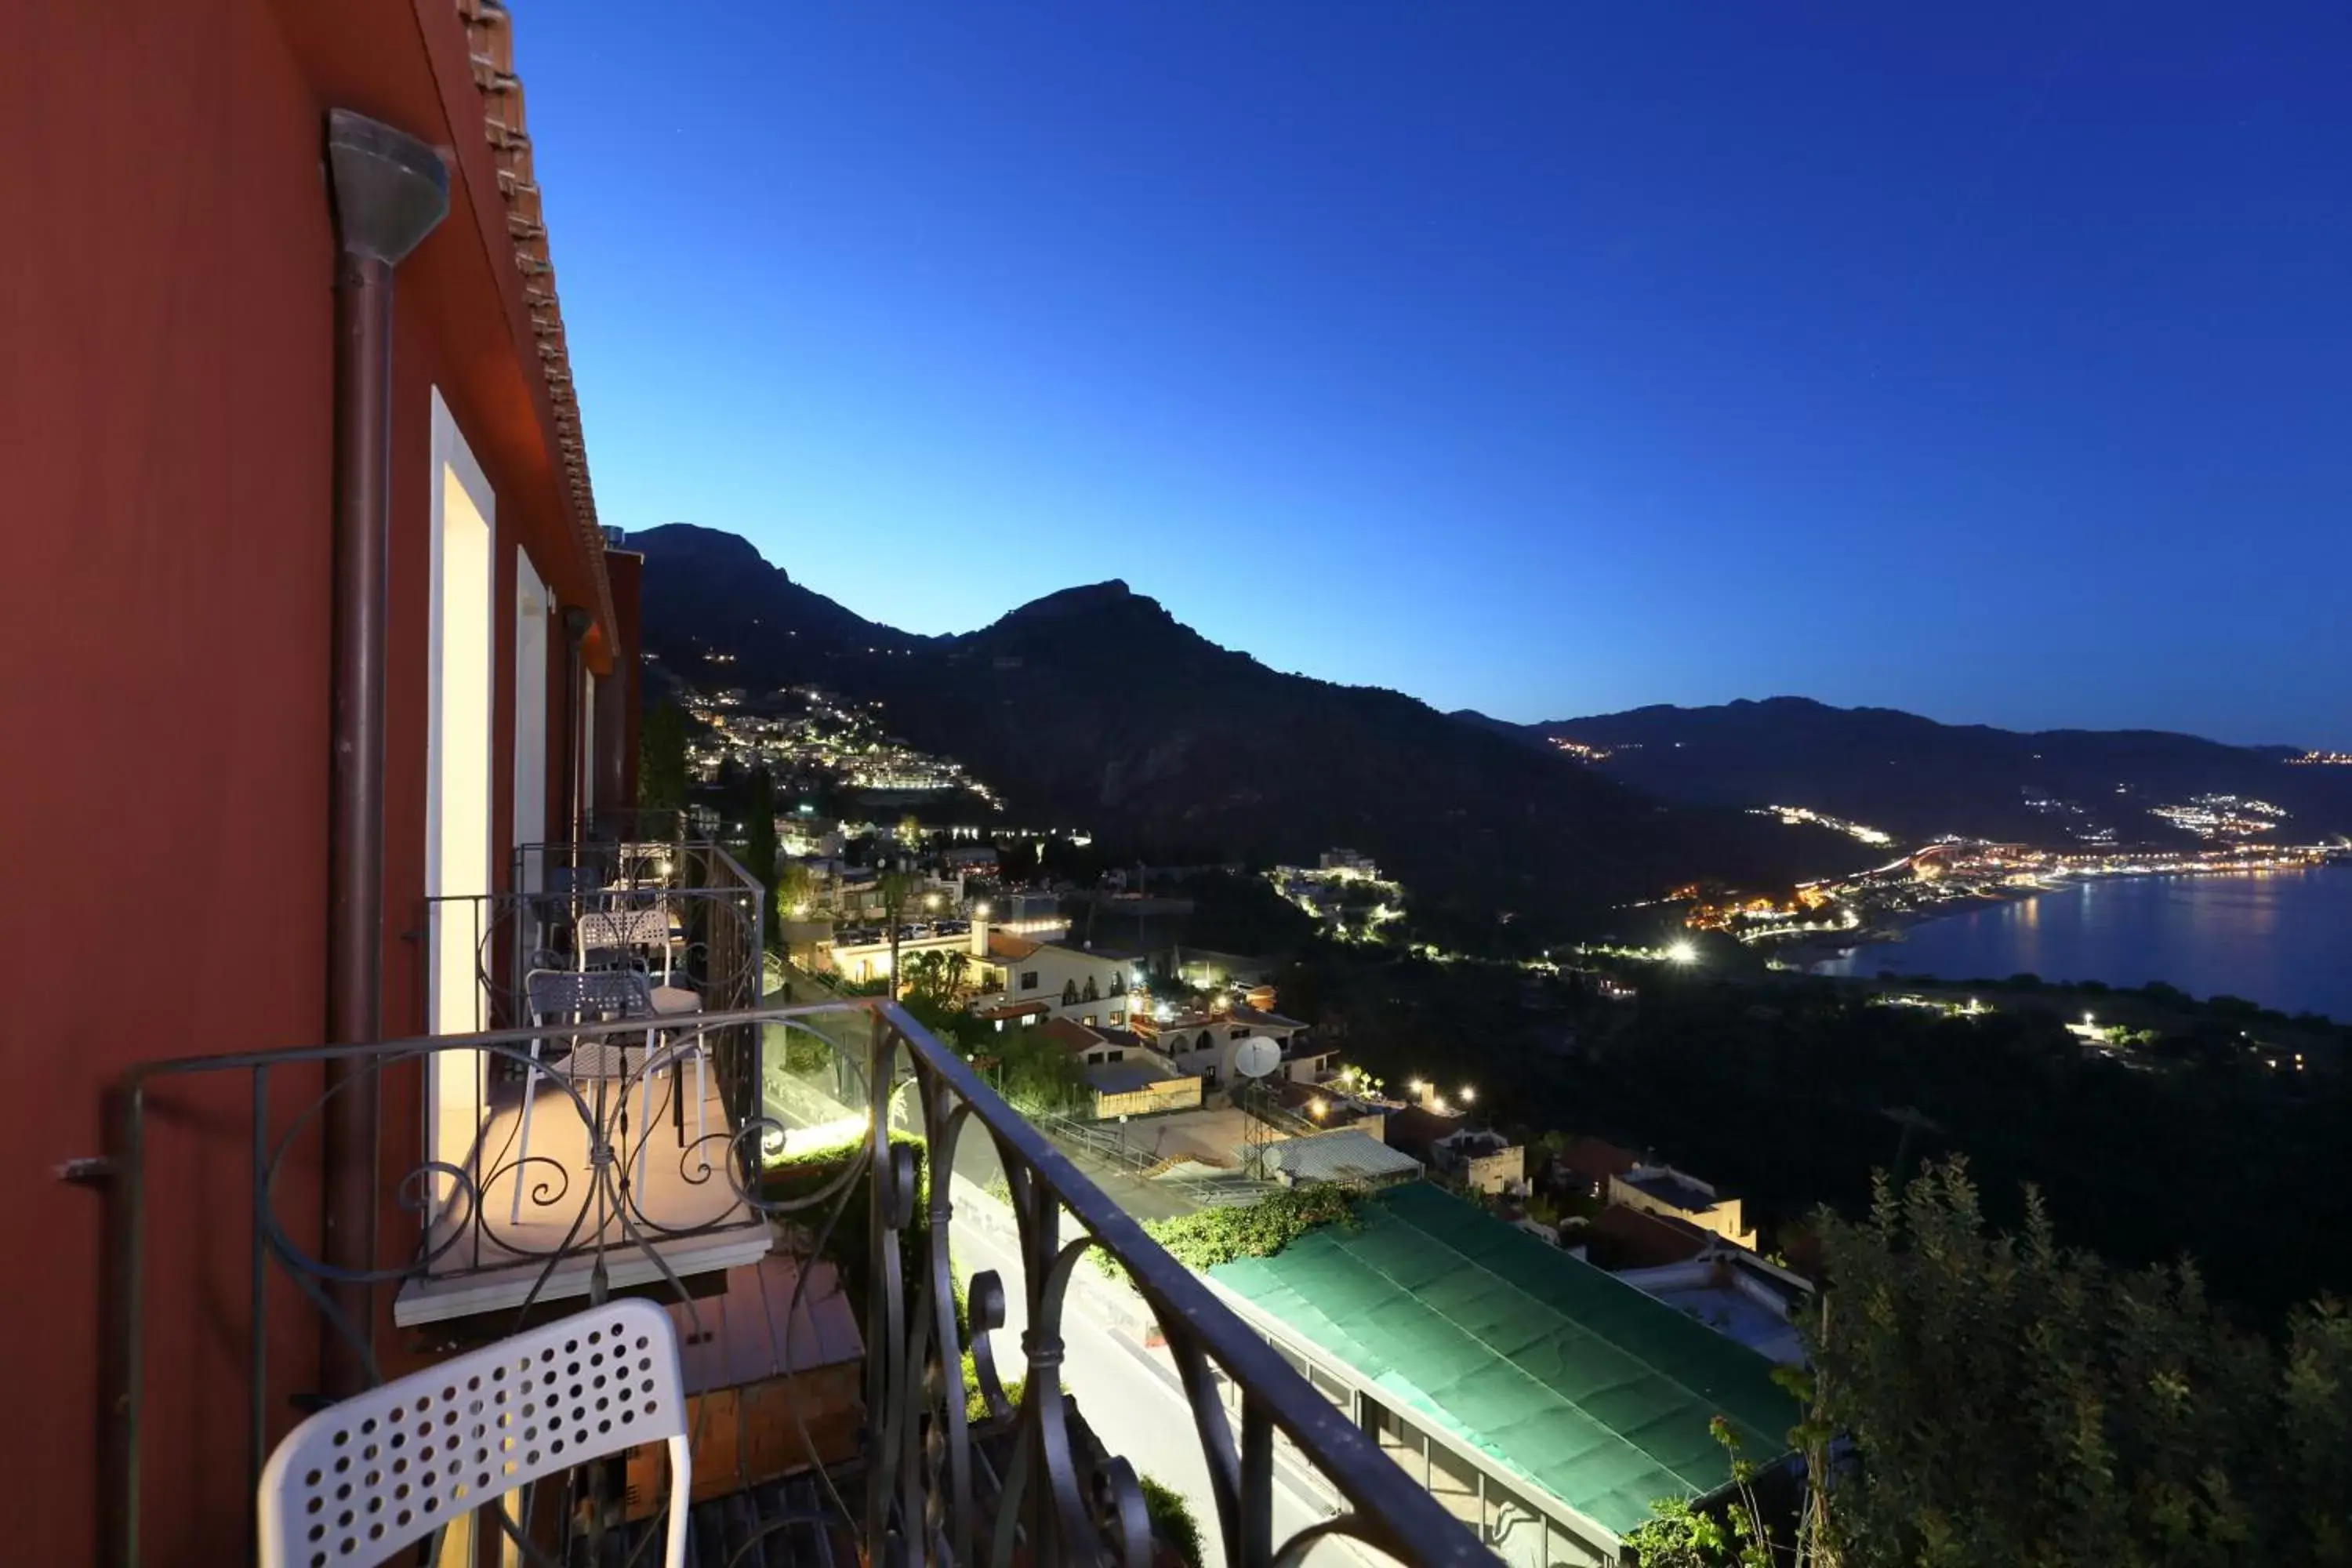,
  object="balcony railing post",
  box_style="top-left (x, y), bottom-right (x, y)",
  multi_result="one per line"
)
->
top-left (863, 1006), bottom-right (902, 1558)
top-left (101, 1081), bottom-right (147, 1568)
top-left (913, 1055), bottom-right (978, 1563)
top-left (248, 1065), bottom-right (270, 1563)
top-left (1006, 1158), bottom-right (1065, 1565)
top-left (1238, 1392), bottom-right (1276, 1568)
